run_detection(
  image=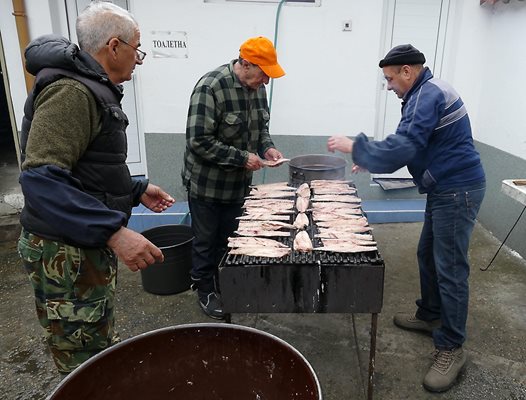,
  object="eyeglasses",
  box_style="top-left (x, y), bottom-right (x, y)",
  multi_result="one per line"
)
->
top-left (116, 38), bottom-right (146, 61)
